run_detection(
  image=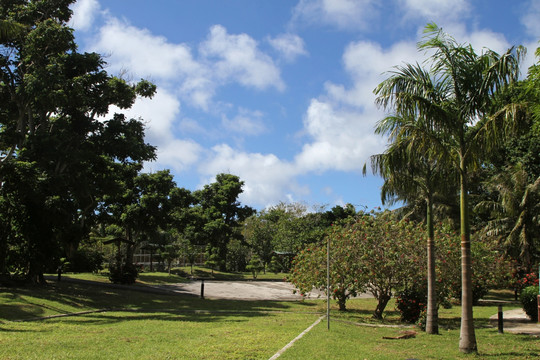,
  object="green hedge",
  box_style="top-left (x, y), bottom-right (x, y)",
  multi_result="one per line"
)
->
top-left (519, 285), bottom-right (539, 322)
